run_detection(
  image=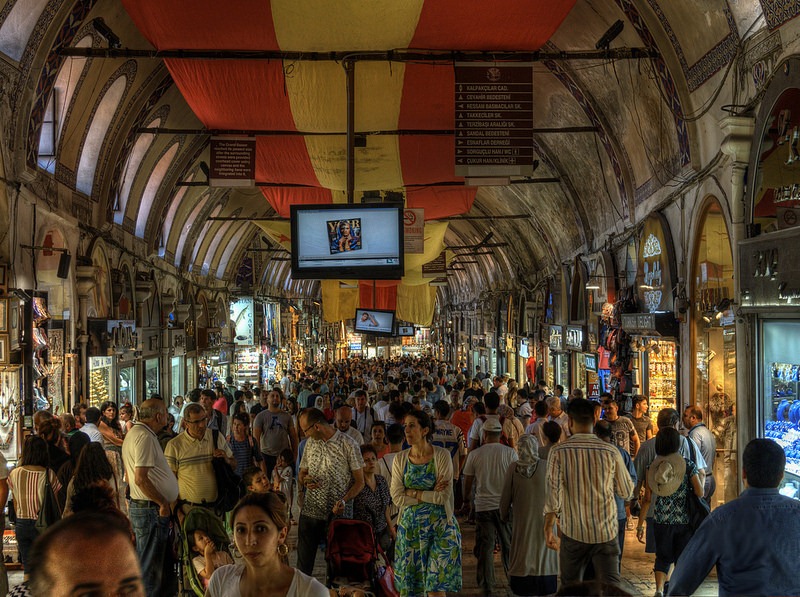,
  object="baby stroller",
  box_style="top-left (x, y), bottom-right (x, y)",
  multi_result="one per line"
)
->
top-left (179, 506), bottom-right (232, 596)
top-left (326, 519), bottom-right (378, 595)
